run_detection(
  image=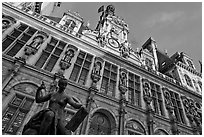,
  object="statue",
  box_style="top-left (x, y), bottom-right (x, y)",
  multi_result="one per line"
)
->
top-left (29, 35), bottom-right (44, 49)
top-left (92, 62), bottom-right (102, 75)
top-left (164, 91), bottom-right (173, 107)
top-left (143, 82), bottom-right (151, 98)
top-left (22, 78), bottom-right (87, 135)
top-left (63, 49), bottom-right (75, 63)
top-left (120, 40), bottom-right (131, 58)
top-left (119, 72), bottom-right (127, 88)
